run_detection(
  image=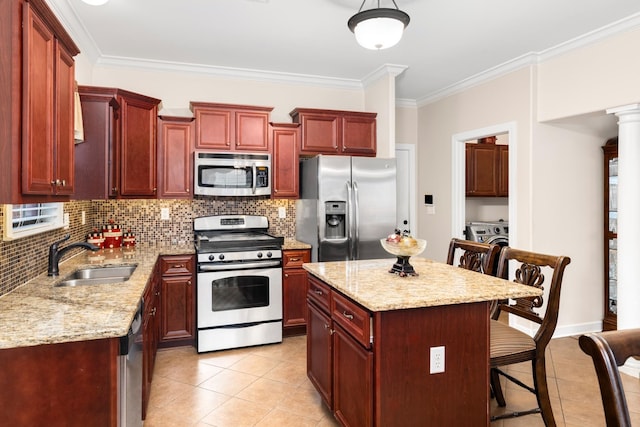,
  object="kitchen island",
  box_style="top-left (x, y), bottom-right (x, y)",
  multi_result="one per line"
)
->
top-left (303, 257), bottom-right (542, 427)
